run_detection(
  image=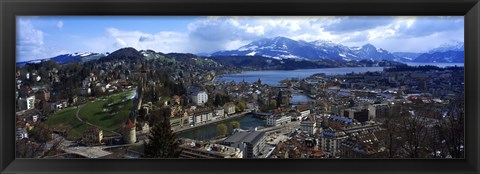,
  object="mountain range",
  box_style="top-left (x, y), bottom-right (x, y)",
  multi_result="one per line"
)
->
top-left (16, 36), bottom-right (464, 66)
top-left (211, 36), bottom-right (464, 63)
